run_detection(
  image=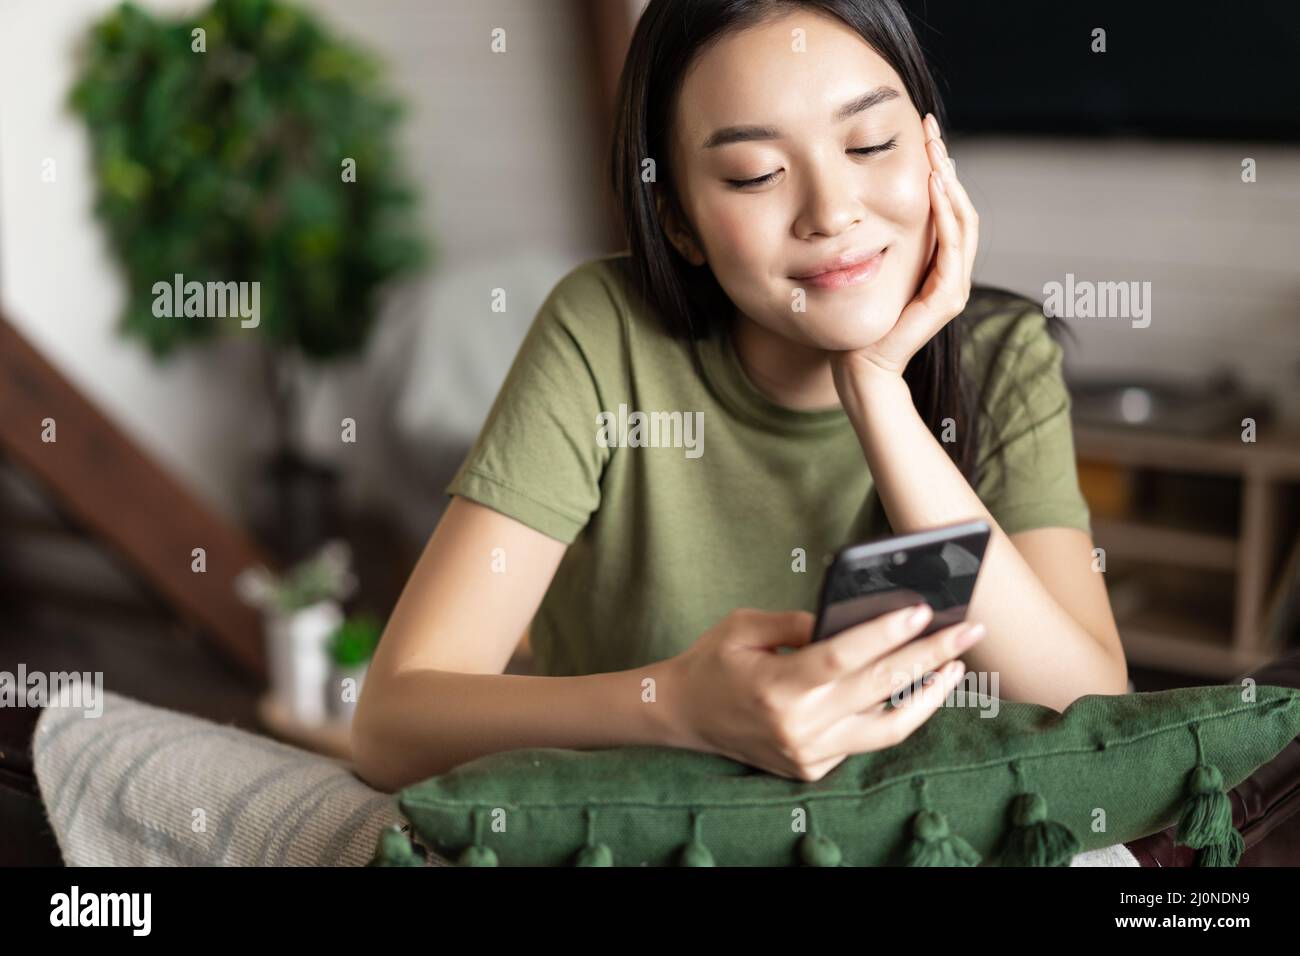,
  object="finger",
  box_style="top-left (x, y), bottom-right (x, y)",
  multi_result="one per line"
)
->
top-left (922, 118), bottom-right (968, 226)
top-left (922, 123), bottom-right (977, 286)
top-left (910, 171), bottom-right (968, 324)
top-left (818, 620), bottom-right (985, 723)
top-left (883, 657), bottom-right (967, 723)
top-left (940, 157), bottom-right (975, 229)
top-left (938, 160), bottom-right (979, 281)
top-left (740, 609), bottom-right (816, 651)
top-left (785, 752), bottom-right (846, 783)
top-left (800, 660), bottom-right (966, 763)
top-left (870, 620), bottom-right (985, 703)
top-left (923, 112), bottom-right (942, 144)
top-left (928, 137), bottom-right (968, 227)
top-left (925, 159), bottom-right (964, 287)
top-left (781, 602), bottom-right (933, 688)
